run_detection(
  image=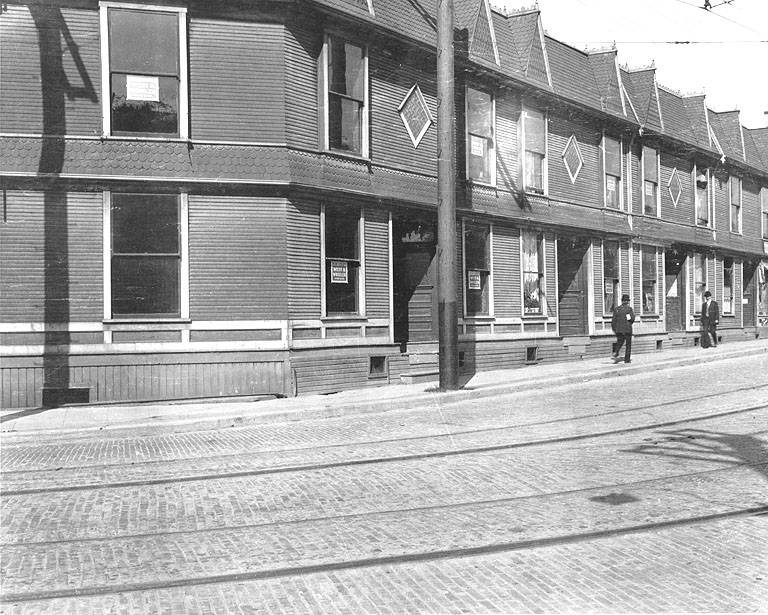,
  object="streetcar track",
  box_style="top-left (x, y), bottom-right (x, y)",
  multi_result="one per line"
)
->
top-left (5, 459), bottom-right (766, 548)
top-left (2, 504), bottom-right (766, 604)
top-left (2, 402), bottom-right (765, 497)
